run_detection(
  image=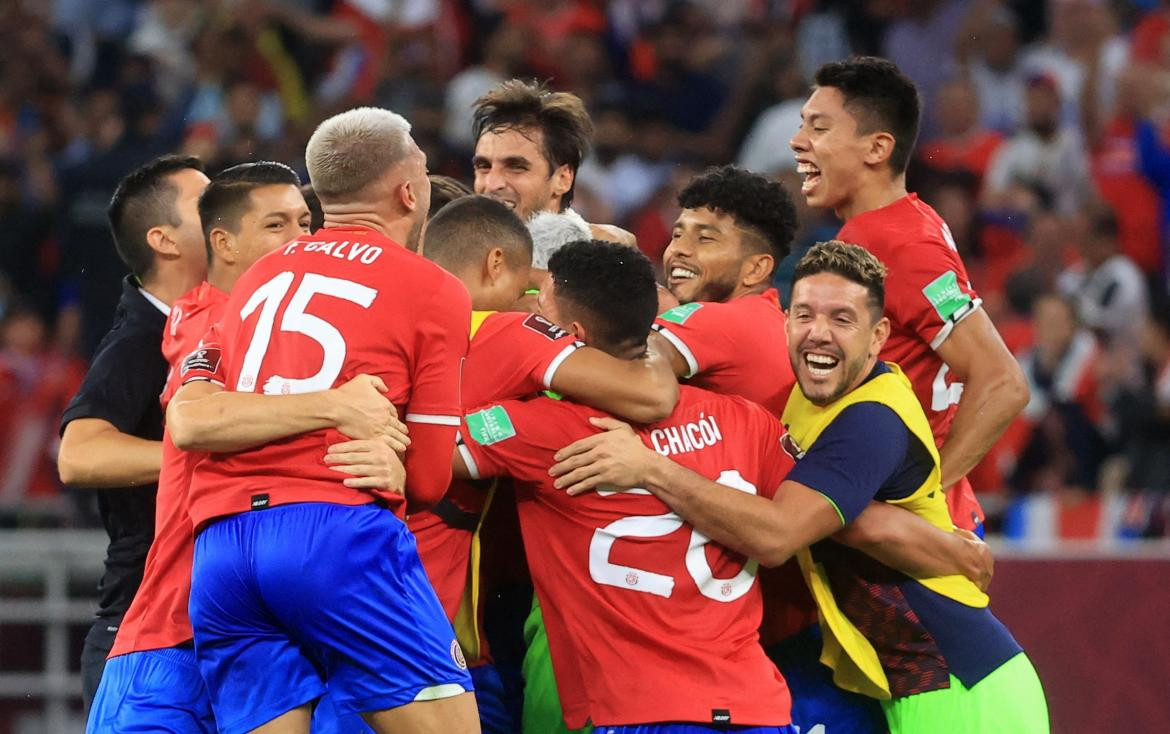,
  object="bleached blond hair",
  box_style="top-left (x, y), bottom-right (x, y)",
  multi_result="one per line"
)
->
top-left (306, 107), bottom-right (415, 201)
